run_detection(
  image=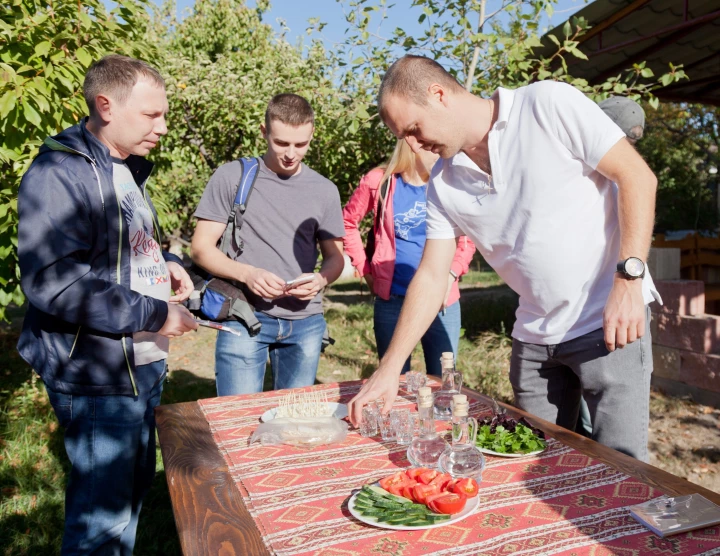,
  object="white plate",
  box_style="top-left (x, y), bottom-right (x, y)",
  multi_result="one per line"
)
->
top-left (477, 446), bottom-right (545, 458)
top-left (260, 402), bottom-right (348, 423)
top-left (348, 486), bottom-right (479, 530)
